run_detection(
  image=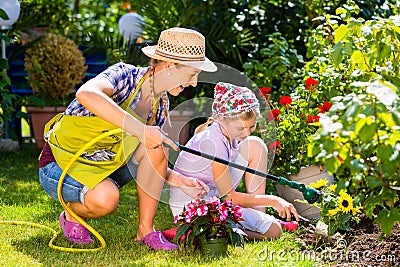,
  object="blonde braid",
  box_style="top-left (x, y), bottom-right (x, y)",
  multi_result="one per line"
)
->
top-left (195, 115), bottom-right (217, 134)
top-left (162, 91), bottom-right (171, 127)
top-left (146, 66), bottom-right (158, 126)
